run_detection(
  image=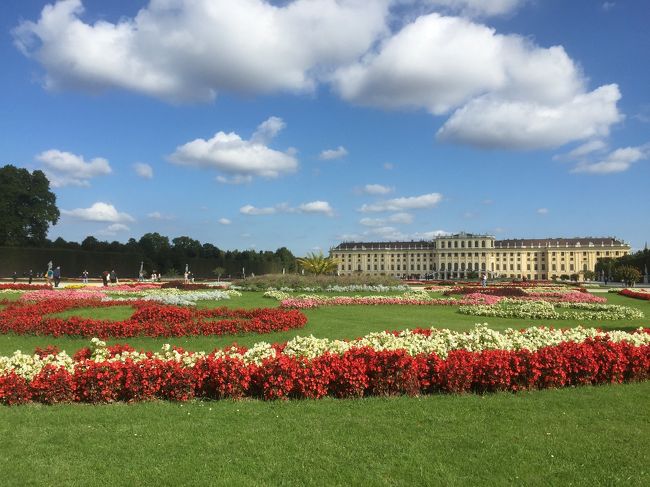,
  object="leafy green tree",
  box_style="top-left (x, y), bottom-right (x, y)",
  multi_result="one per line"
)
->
top-left (296, 252), bottom-right (340, 275)
top-left (614, 266), bottom-right (641, 286)
top-left (0, 165), bottom-right (59, 245)
top-left (582, 270), bottom-right (596, 281)
top-left (595, 257), bottom-right (616, 279)
top-left (212, 266), bottom-right (226, 281)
